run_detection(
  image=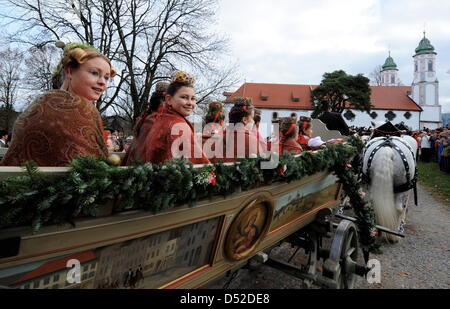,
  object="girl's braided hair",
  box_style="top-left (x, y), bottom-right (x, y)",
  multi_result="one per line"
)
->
top-left (204, 101), bottom-right (225, 124)
top-left (228, 97), bottom-right (254, 124)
